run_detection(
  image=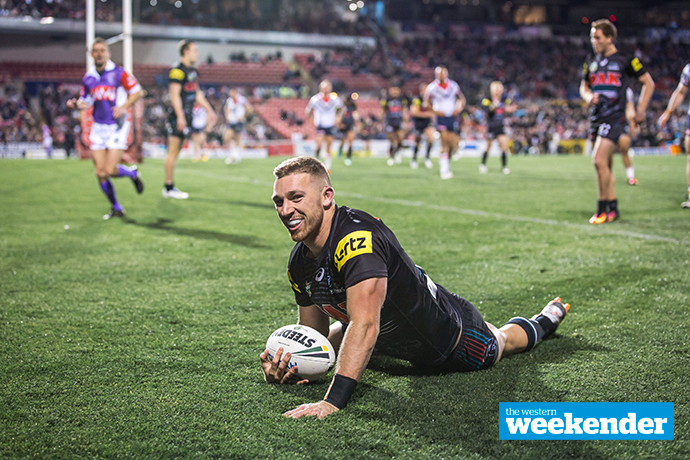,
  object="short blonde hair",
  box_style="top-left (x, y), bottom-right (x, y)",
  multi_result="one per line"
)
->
top-left (273, 156), bottom-right (331, 187)
top-left (591, 19), bottom-right (617, 40)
